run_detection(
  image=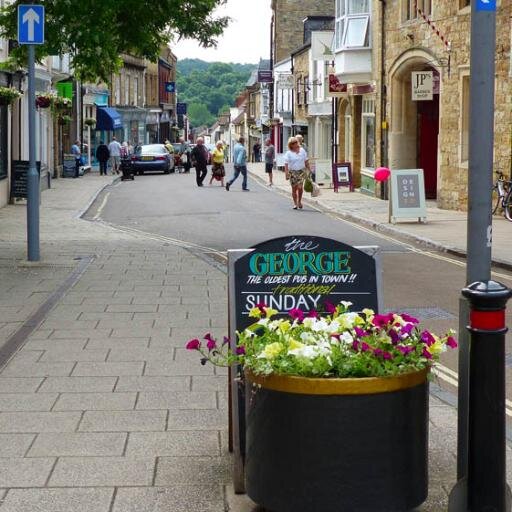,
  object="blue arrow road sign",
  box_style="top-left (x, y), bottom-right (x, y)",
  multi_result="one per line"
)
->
top-left (18, 5), bottom-right (45, 45)
top-left (476, 0), bottom-right (496, 11)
